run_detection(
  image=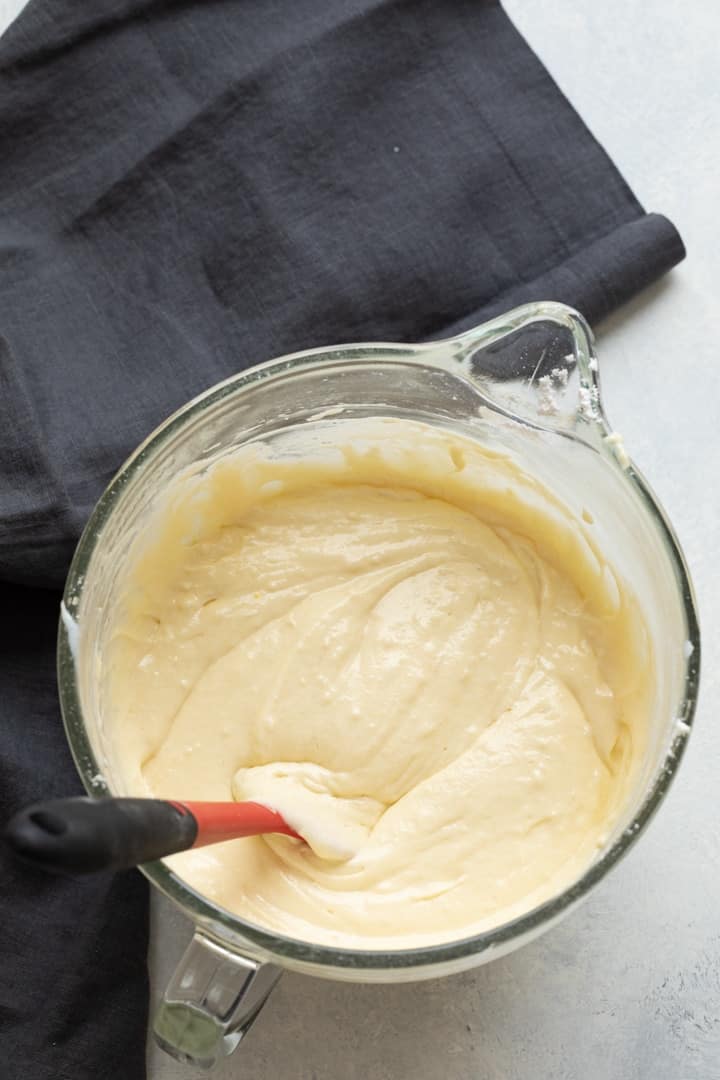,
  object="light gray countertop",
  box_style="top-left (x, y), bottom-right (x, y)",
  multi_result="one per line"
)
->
top-left (3, 1), bottom-right (719, 1077)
